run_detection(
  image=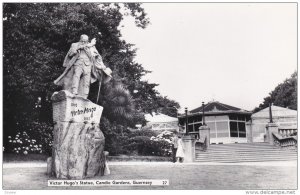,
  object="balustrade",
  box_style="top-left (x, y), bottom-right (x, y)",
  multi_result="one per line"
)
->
top-left (272, 133), bottom-right (297, 149)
